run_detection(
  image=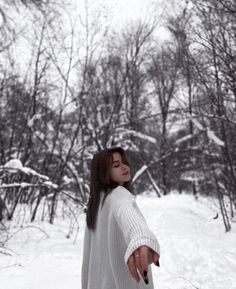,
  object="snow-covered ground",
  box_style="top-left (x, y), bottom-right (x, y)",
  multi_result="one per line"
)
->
top-left (0, 192), bottom-right (236, 289)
